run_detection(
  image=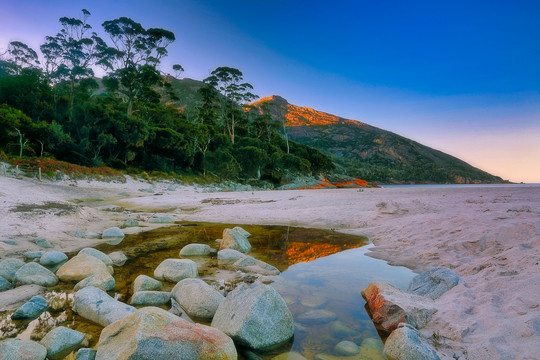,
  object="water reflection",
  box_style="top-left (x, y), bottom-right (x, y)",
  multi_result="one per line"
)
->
top-left (0, 223), bottom-right (414, 359)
